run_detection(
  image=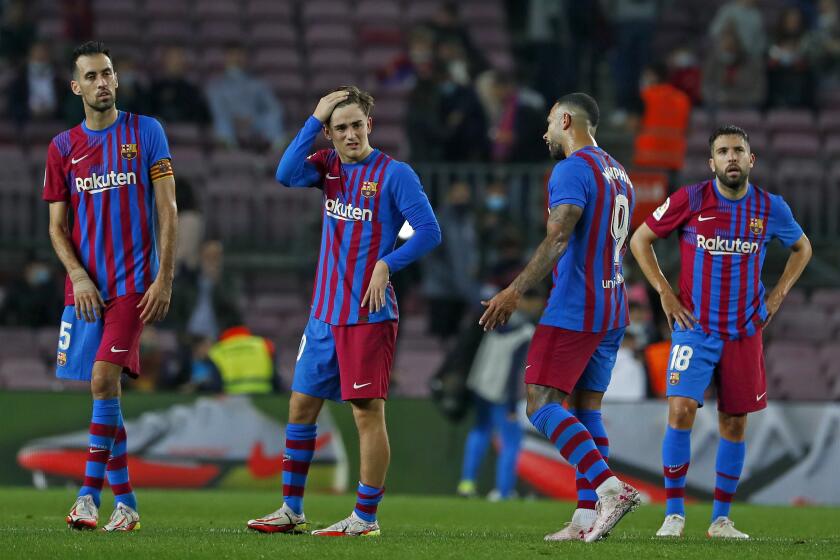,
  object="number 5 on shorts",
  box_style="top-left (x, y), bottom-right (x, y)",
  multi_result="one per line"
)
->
top-left (58, 321), bottom-right (72, 351)
top-left (669, 344), bottom-right (693, 371)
